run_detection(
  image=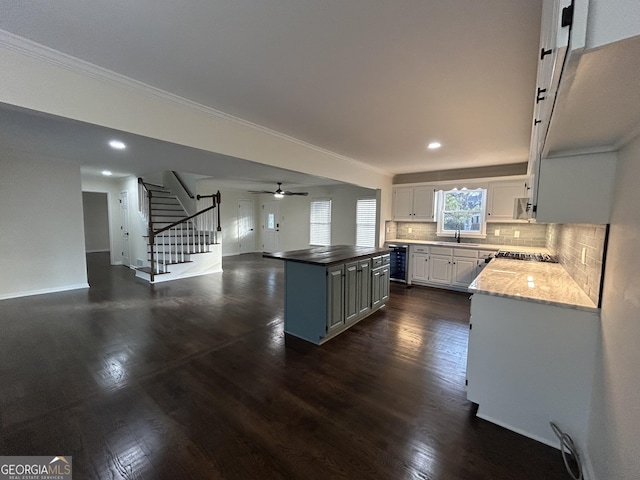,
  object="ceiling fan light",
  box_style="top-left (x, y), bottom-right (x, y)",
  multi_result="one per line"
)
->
top-left (274, 192), bottom-right (284, 199)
